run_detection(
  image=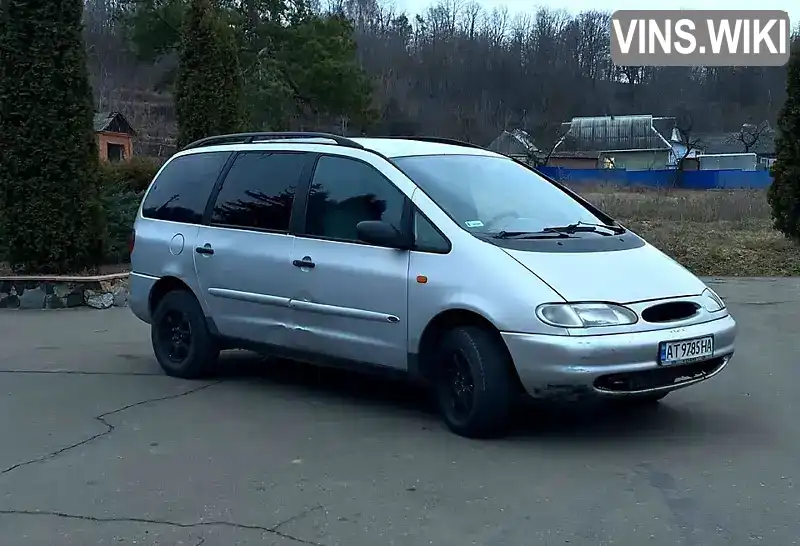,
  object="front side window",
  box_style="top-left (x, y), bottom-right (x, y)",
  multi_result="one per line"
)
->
top-left (395, 154), bottom-right (611, 236)
top-left (141, 151), bottom-right (231, 224)
top-left (210, 151), bottom-right (310, 232)
top-left (303, 155), bottom-right (406, 242)
top-left (414, 210), bottom-right (450, 253)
